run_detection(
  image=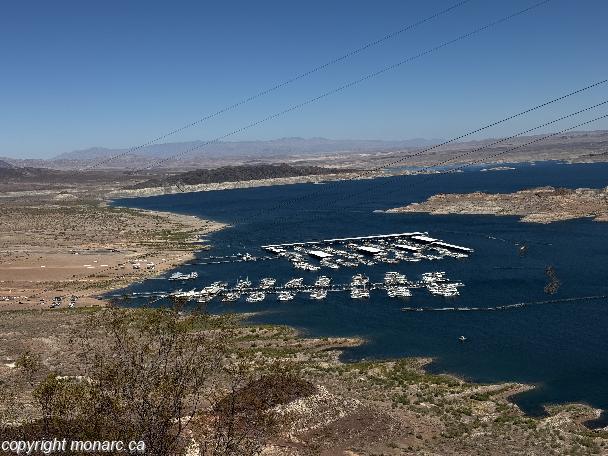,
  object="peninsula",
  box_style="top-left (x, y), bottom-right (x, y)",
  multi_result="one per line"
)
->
top-left (387, 186), bottom-right (608, 224)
